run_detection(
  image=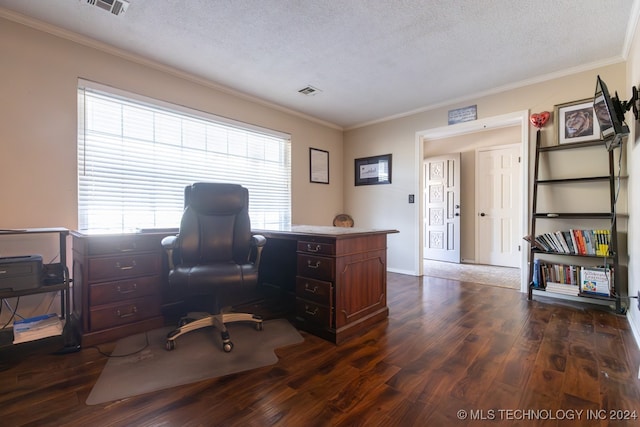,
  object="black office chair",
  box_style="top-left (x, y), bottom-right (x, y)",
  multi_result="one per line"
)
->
top-left (162, 183), bottom-right (266, 352)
